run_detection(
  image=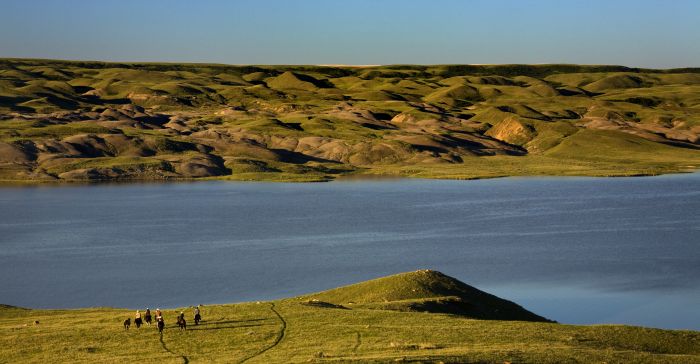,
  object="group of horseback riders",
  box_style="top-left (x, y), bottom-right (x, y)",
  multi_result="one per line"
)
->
top-left (126, 306), bottom-right (201, 333)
